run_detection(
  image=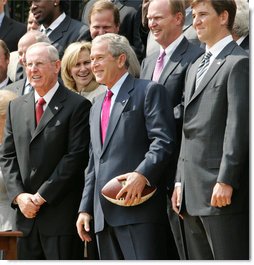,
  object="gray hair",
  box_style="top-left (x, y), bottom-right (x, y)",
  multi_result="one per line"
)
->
top-left (19, 30), bottom-right (50, 45)
top-left (232, 0), bottom-right (249, 37)
top-left (26, 42), bottom-right (59, 61)
top-left (92, 33), bottom-right (140, 77)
